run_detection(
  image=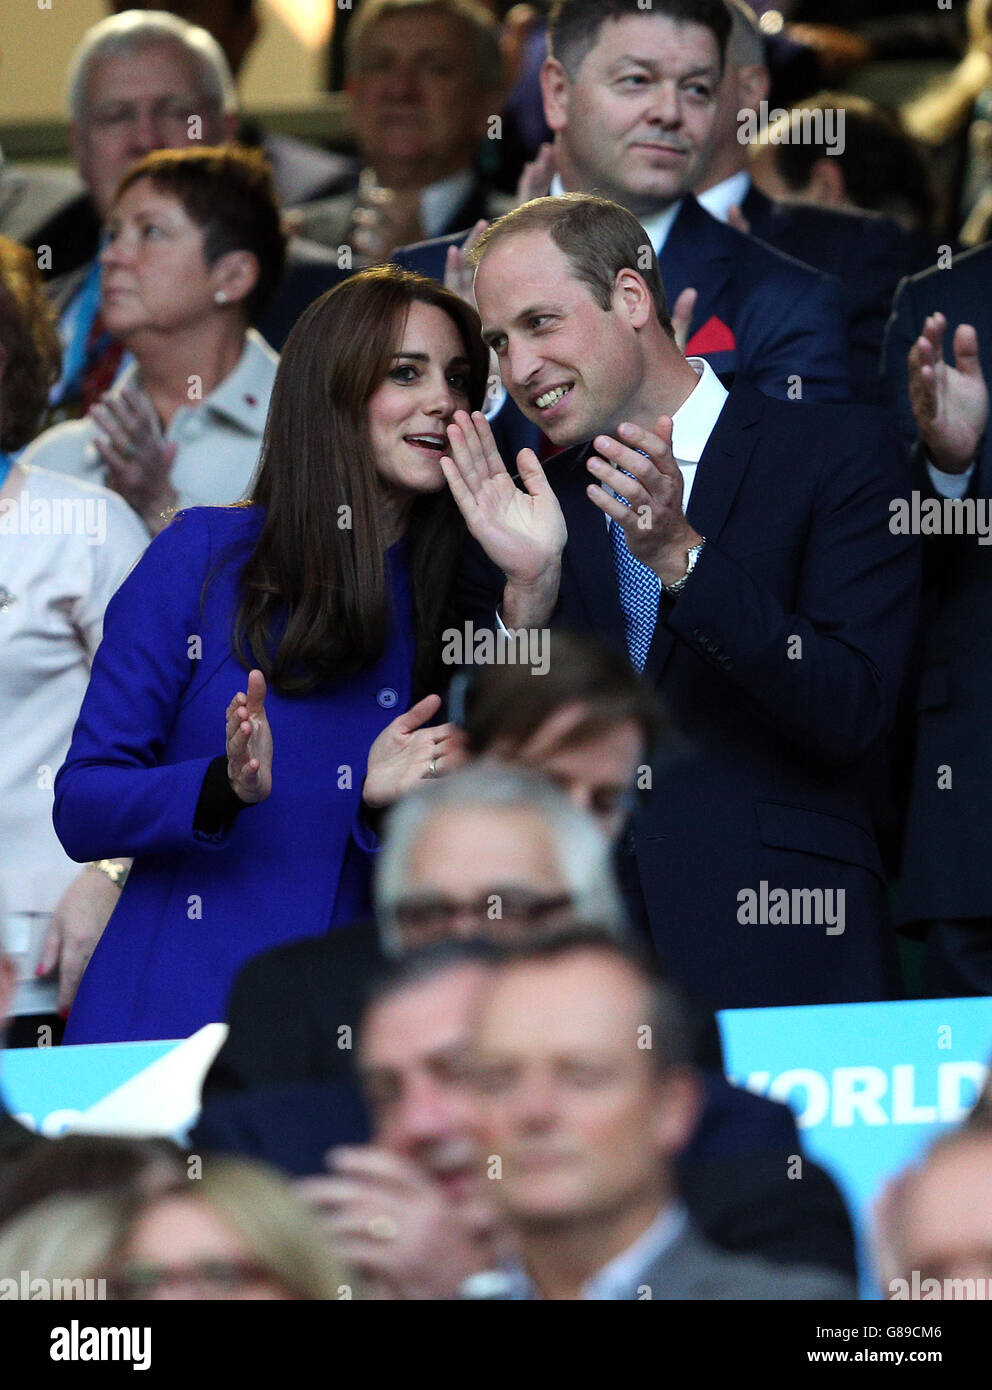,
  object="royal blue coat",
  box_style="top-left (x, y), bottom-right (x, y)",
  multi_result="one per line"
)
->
top-left (54, 506), bottom-right (414, 1043)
